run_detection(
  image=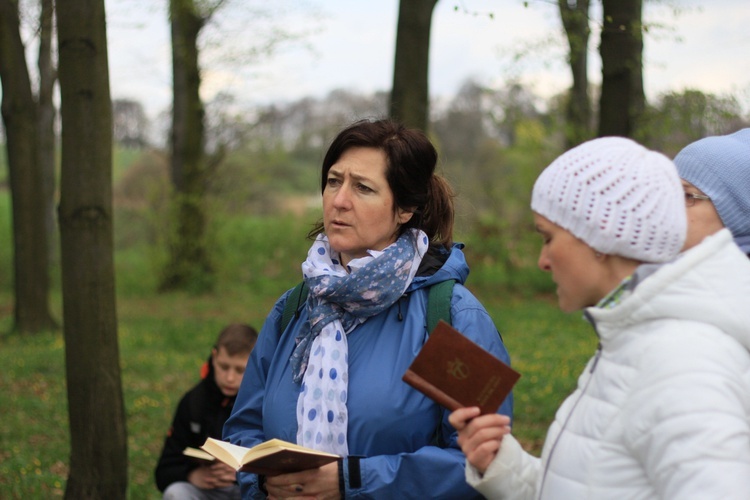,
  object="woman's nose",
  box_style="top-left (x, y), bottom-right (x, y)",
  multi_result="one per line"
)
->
top-left (333, 184), bottom-right (352, 208)
top-left (537, 249), bottom-right (551, 272)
